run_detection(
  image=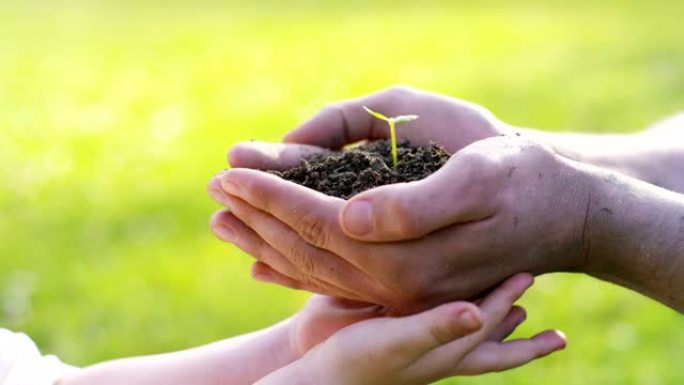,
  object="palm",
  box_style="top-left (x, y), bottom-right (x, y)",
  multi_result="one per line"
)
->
top-left (292, 296), bottom-right (385, 355)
